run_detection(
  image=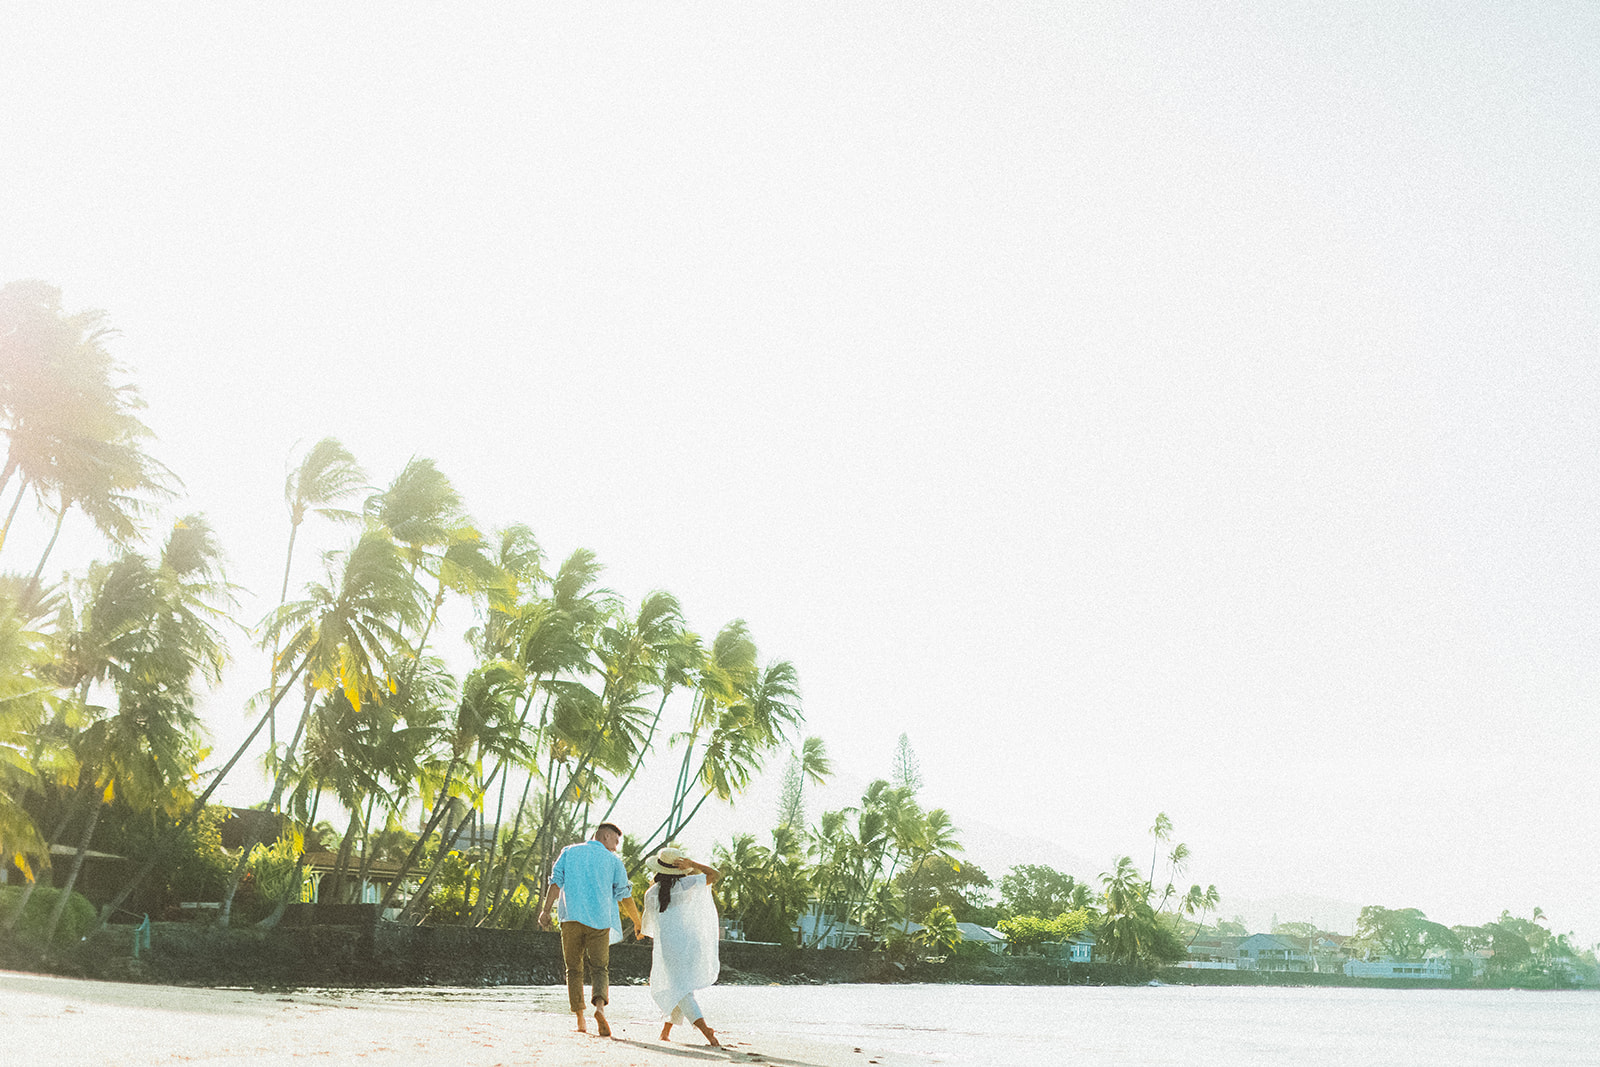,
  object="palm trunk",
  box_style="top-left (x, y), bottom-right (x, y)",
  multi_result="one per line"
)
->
top-left (479, 681), bottom-right (563, 925)
top-left (633, 744), bottom-right (701, 860)
top-left (91, 654), bottom-right (310, 934)
top-left (377, 754), bottom-right (462, 913)
top-left (464, 676), bottom-right (546, 926)
top-left (599, 686), bottom-right (672, 824)
top-left (218, 682), bottom-right (317, 927)
top-left (324, 804), bottom-right (362, 905)
top-left (0, 466), bottom-right (25, 558)
top-left (267, 520), bottom-right (302, 754)
top-left (257, 782), bottom-right (322, 928)
top-left (405, 745), bottom-right (524, 926)
top-left (24, 501), bottom-right (67, 601)
top-left (351, 794), bottom-right (380, 906)
top-left (400, 800), bottom-right (474, 925)
top-left (467, 774), bottom-right (511, 926)
top-left (1, 786), bottom-right (83, 934)
top-left (482, 766), bottom-right (543, 926)
top-left (0, 456), bottom-right (17, 503)
top-left (42, 791), bottom-right (105, 944)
